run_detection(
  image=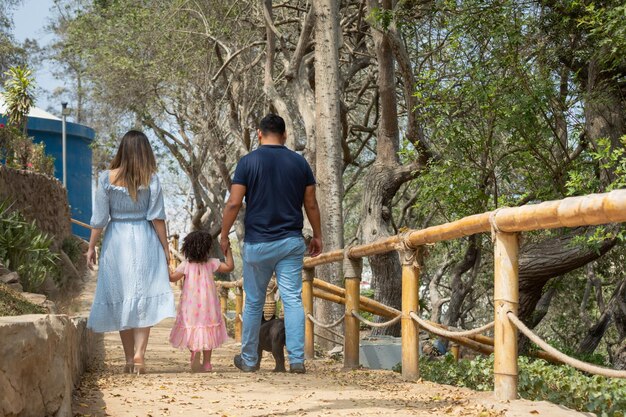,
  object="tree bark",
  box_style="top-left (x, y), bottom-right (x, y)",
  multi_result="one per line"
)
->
top-left (518, 228), bottom-right (617, 325)
top-left (313, 0), bottom-right (345, 327)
